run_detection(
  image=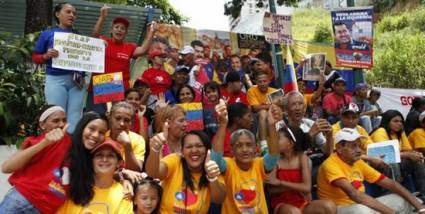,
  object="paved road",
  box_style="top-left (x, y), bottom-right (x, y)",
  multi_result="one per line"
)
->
top-left (0, 145), bottom-right (16, 201)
